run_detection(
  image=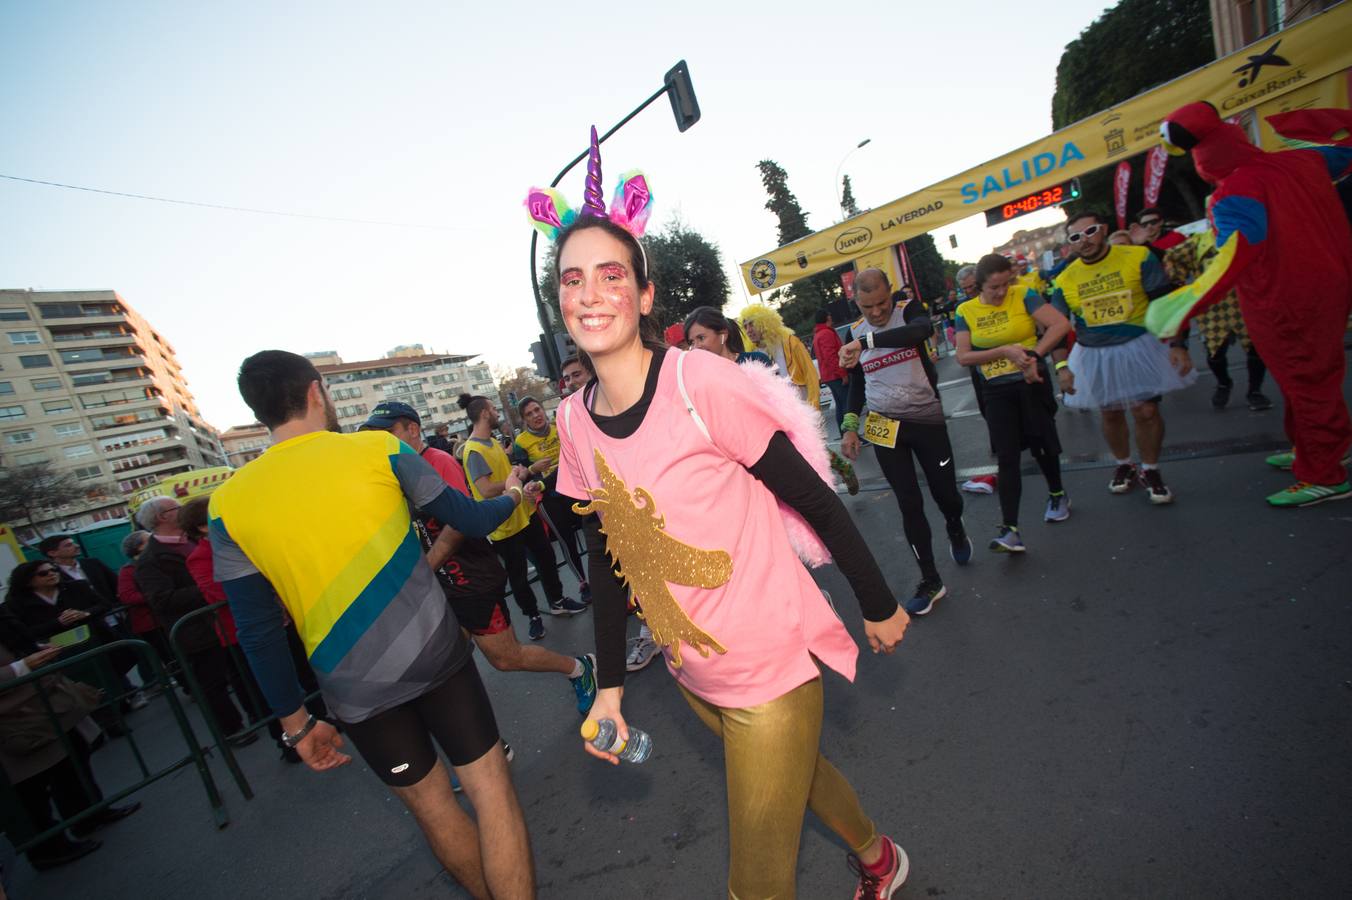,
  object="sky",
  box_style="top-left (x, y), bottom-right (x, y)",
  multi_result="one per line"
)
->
top-left (0, 0), bottom-right (1108, 428)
